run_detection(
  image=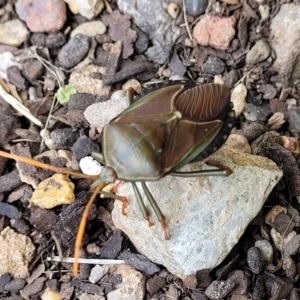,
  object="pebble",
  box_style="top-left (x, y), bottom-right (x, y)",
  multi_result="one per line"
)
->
top-left (247, 247), bottom-right (264, 274)
top-left (231, 83), bottom-right (247, 117)
top-left (254, 240), bottom-right (273, 263)
top-left (0, 202), bottom-right (20, 220)
top-left (89, 265), bottom-right (109, 284)
top-left (246, 39), bottom-right (271, 65)
top-left (65, 0), bottom-right (104, 19)
top-left (79, 156), bottom-right (102, 176)
top-left (50, 128), bottom-right (79, 149)
top-left (29, 174), bottom-right (75, 209)
top-left (202, 56), bottom-right (225, 75)
top-left (41, 287), bottom-right (61, 300)
top-left (270, 4), bottom-right (300, 83)
top-left (288, 107), bottom-right (300, 133)
top-left (259, 4), bottom-right (270, 22)
top-left (7, 66), bottom-right (26, 90)
top-left (15, 0), bottom-right (66, 32)
top-left (110, 89), bottom-right (125, 101)
top-left (4, 278), bottom-right (26, 292)
top-left (22, 59), bottom-right (45, 84)
top-left (193, 15), bottom-right (236, 50)
top-left (134, 26), bottom-right (149, 54)
top-left (205, 280), bottom-right (235, 298)
top-left (0, 227), bottom-right (35, 278)
top-left (57, 34), bottom-right (90, 69)
top-left (46, 32), bottom-right (66, 49)
top-left (71, 135), bottom-right (99, 160)
top-left (122, 79), bottom-right (142, 93)
top-left (0, 52), bottom-right (23, 81)
top-left (225, 134), bottom-right (251, 154)
top-left (167, 3), bottom-right (180, 19)
top-left (267, 112), bottom-right (285, 130)
top-left (107, 264), bottom-right (145, 300)
top-left (186, 0), bottom-right (208, 17)
top-left (0, 19), bottom-right (29, 47)
top-left (70, 21), bottom-right (106, 38)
